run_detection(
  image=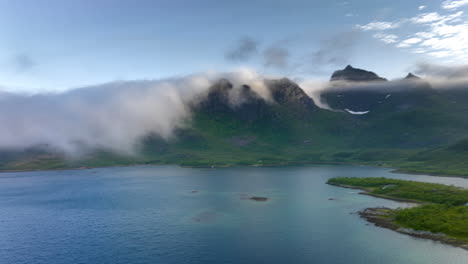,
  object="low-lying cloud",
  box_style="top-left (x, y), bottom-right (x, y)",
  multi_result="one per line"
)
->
top-left (414, 63), bottom-right (468, 79)
top-left (0, 69), bottom-right (270, 155)
top-left (2, 63), bottom-right (468, 156)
